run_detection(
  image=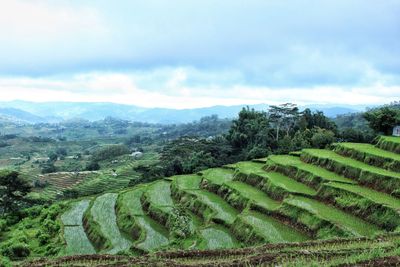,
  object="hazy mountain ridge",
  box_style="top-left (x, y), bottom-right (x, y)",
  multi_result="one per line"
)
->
top-left (0, 101), bottom-right (362, 124)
